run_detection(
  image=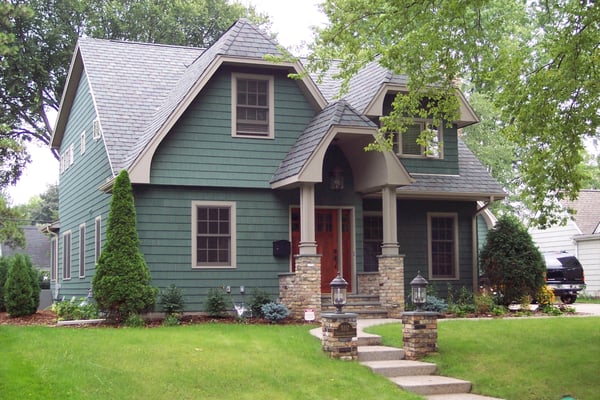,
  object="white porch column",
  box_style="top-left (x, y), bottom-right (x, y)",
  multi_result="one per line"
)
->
top-left (381, 185), bottom-right (399, 255)
top-left (299, 183), bottom-right (317, 254)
